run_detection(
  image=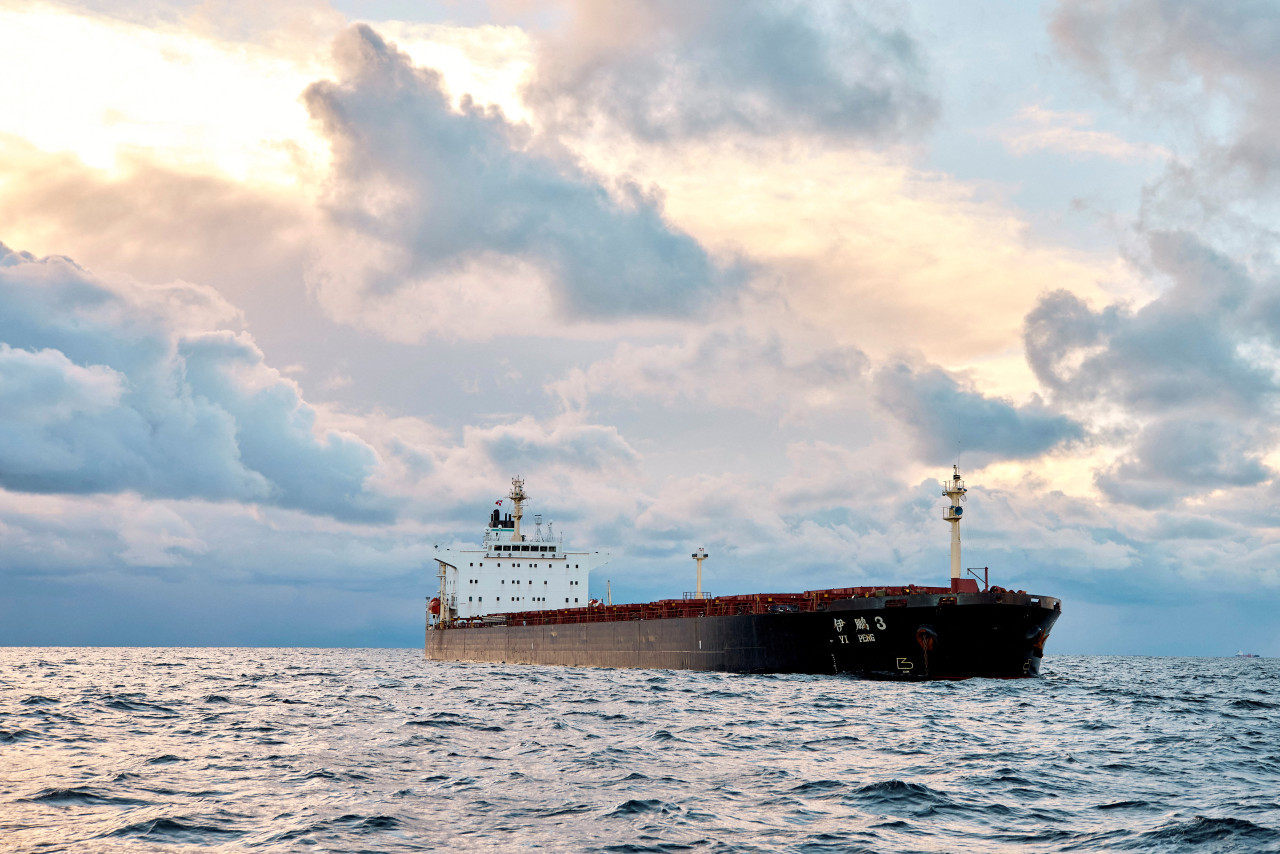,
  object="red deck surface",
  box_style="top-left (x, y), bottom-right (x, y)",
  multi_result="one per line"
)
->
top-left (452, 585), bottom-right (958, 628)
